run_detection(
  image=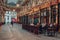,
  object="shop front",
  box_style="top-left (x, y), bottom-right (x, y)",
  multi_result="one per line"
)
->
top-left (21, 15), bottom-right (28, 25)
top-left (40, 8), bottom-right (49, 24)
top-left (19, 16), bottom-right (22, 24)
top-left (58, 3), bottom-right (60, 25)
top-left (50, 0), bottom-right (58, 24)
top-left (40, 9), bottom-right (45, 24)
top-left (18, 17), bottom-right (20, 24)
top-left (34, 13), bottom-right (39, 25)
top-left (28, 15), bottom-right (34, 25)
top-left (22, 15), bottom-right (29, 30)
top-left (51, 5), bottom-right (58, 24)
top-left (58, 3), bottom-right (60, 32)
top-left (46, 8), bottom-right (50, 24)
top-left (40, 2), bottom-right (50, 24)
